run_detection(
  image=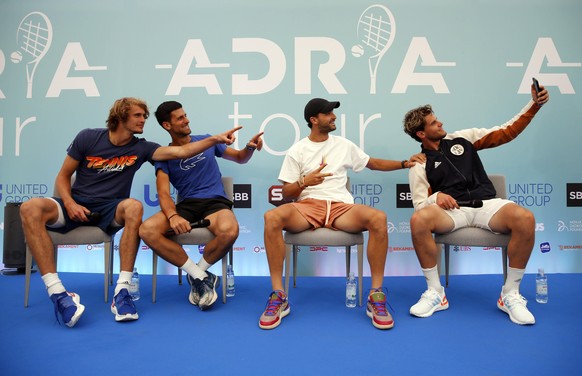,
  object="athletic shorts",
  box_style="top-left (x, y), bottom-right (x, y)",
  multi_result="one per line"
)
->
top-left (444, 198), bottom-right (513, 232)
top-left (175, 197), bottom-right (233, 222)
top-left (46, 196), bottom-right (123, 235)
top-left (291, 198), bottom-right (353, 230)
